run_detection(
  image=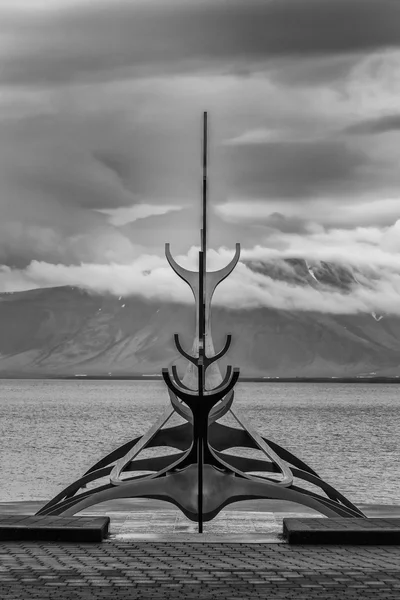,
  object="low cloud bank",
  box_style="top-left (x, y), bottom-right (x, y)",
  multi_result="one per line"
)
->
top-left (2, 223), bottom-right (400, 316)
